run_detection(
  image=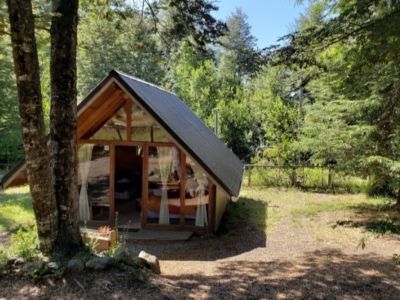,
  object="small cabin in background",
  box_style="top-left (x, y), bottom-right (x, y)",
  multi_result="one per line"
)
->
top-left (1, 70), bottom-right (243, 233)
